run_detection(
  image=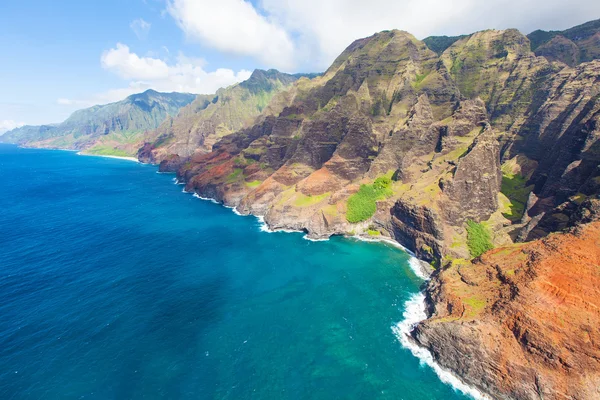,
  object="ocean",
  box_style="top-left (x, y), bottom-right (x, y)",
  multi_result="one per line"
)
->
top-left (0, 144), bottom-right (472, 399)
